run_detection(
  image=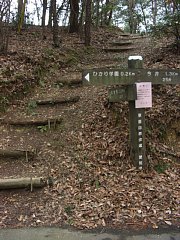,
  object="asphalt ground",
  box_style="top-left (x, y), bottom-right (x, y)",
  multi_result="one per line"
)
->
top-left (0, 227), bottom-right (179, 240)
